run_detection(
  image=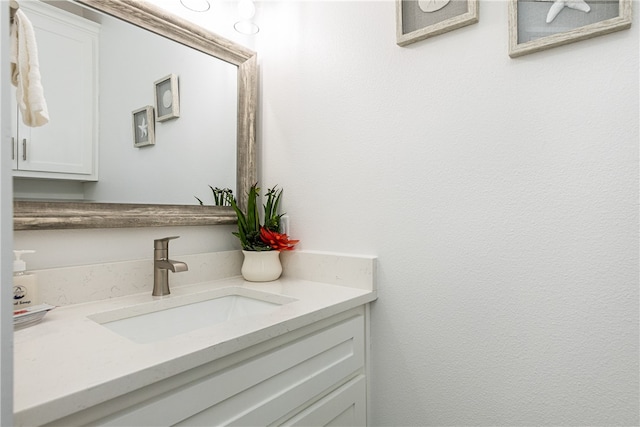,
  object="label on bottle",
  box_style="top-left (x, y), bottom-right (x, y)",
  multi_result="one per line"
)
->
top-left (13, 284), bottom-right (33, 307)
